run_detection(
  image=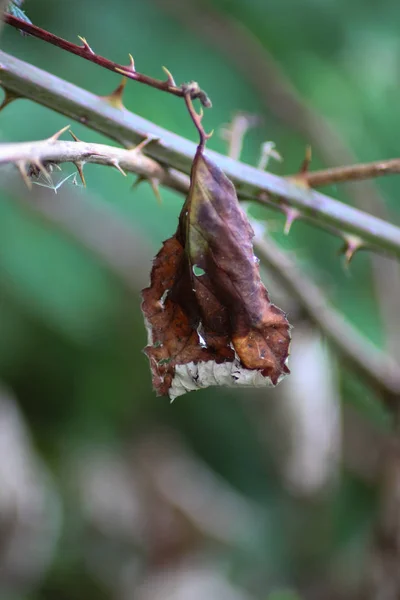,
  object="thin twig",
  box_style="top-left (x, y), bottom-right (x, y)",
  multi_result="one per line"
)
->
top-left (183, 91), bottom-right (212, 151)
top-left (1, 52), bottom-right (400, 259)
top-left (303, 159), bottom-right (400, 188)
top-left (2, 14), bottom-right (211, 107)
